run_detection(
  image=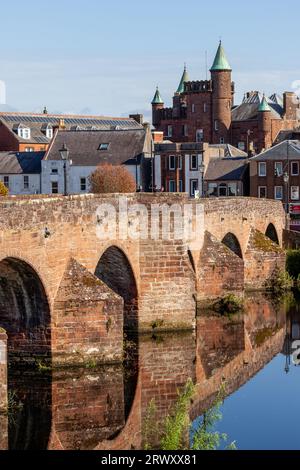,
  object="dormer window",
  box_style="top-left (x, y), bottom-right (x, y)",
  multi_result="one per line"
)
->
top-left (18, 127), bottom-right (31, 139)
top-left (46, 128), bottom-right (53, 139)
top-left (99, 143), bottom-right (109, 150)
